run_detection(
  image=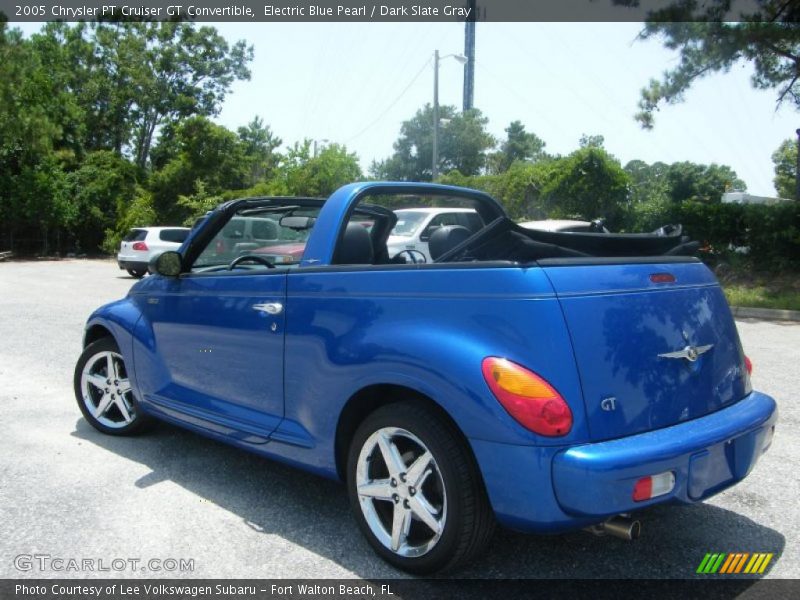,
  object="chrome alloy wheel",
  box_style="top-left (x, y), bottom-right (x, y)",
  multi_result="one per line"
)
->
top-left (80, 350), bottom-right (135, 429)
top-left (356, 427), bottom-right (447, 558)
